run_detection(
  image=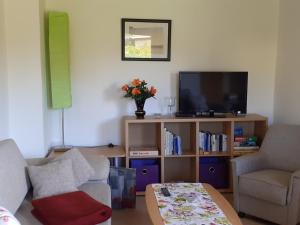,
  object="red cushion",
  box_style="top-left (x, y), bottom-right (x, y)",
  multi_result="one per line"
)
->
top-left (31, 191), bottom-right (112, 225)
